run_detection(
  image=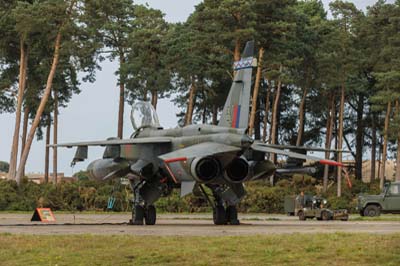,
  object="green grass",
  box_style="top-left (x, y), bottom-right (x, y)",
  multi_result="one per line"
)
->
top-left (0, 233), bottom-right (399, 265)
